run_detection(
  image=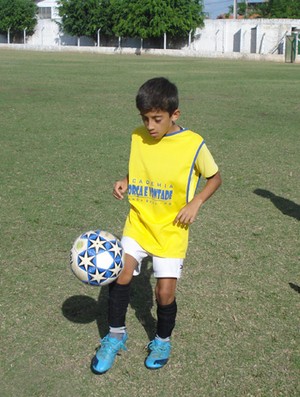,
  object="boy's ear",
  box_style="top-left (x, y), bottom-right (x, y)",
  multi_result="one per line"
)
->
top-left (171, 109), bottom-right (181, 121)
